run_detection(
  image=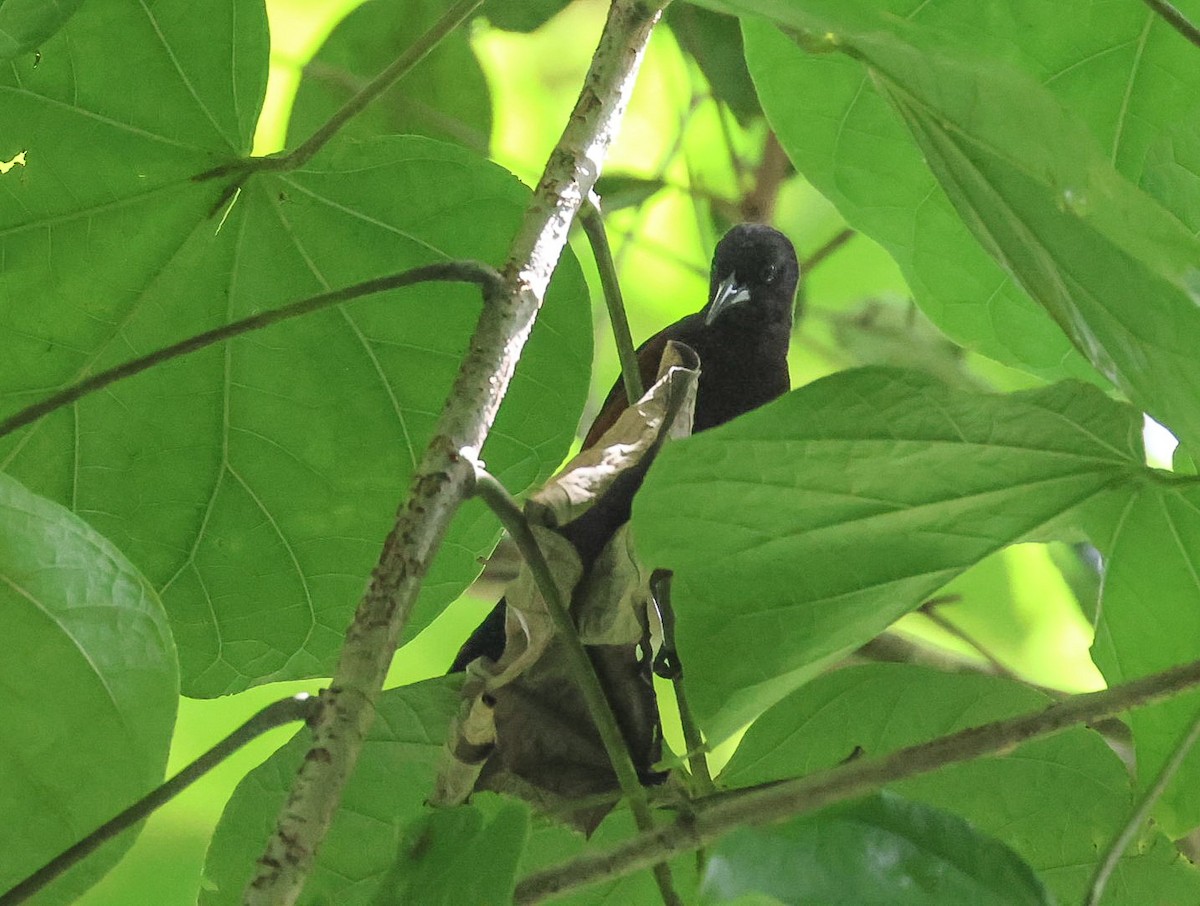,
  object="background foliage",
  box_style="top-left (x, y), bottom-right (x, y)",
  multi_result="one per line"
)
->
top-left (3, 0), bottom-right (1200, 902)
